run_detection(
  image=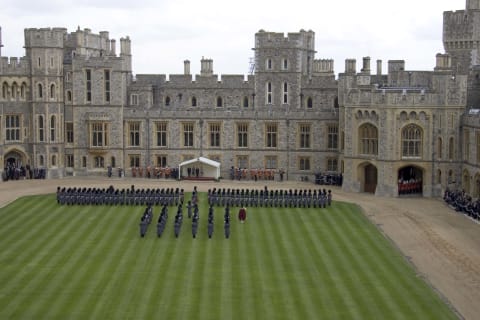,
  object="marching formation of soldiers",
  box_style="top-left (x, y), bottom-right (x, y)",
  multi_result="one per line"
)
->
top-left (444, 189), bottom-right (480, 221)
top-left (139, 205), bottom-right (153, 237)
top-left (57, 185), bottom-right (184, 206)
top-left (207, 187), bottom-right (333, 209)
